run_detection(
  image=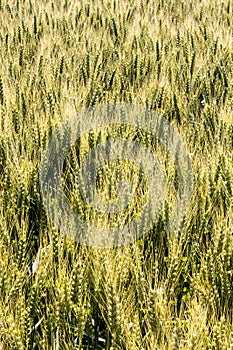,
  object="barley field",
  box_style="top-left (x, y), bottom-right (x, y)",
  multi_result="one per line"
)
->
top-left (0, 0), bottom-right (233, 349)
